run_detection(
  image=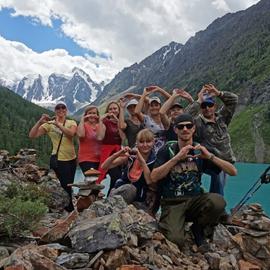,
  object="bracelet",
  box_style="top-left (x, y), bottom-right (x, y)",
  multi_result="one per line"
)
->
top-left (218, 91), bottom-right (224, 97)
top-left (209, 154), bottom-right (215, 161)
